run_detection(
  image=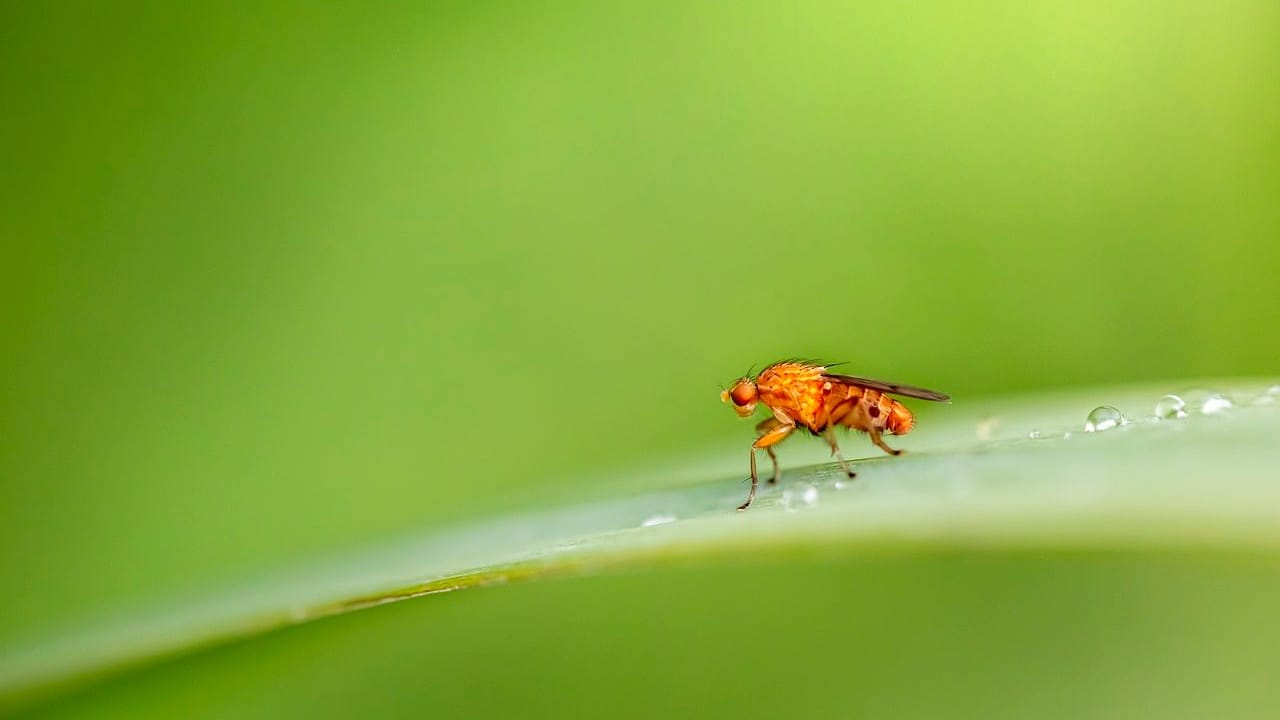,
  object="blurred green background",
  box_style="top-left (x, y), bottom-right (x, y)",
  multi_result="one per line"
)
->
top-left (3, 0), bottom-right (1279, 715)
